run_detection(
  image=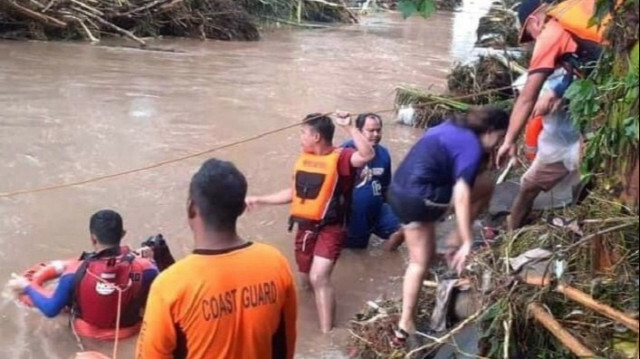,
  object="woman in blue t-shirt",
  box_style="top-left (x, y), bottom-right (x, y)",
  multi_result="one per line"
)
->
top-left (388, 106), bottom-right (509, 343)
